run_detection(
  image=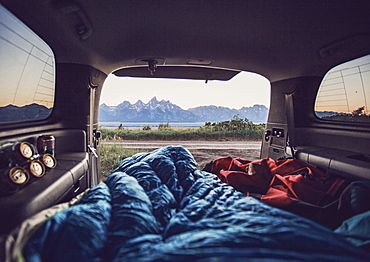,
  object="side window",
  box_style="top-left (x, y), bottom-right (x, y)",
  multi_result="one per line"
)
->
top-left (0, 5), bottom-right (55, 123)
top-left (315, 54), bottom-right (370, 123)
